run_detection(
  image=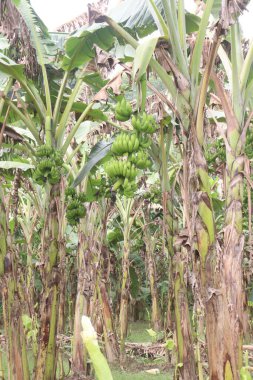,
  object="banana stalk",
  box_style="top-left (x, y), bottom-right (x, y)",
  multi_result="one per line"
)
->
top-left (72, 219), bottom-right (90, 373)
top-left (143, 229), bottom-right (162, 331)
top-left (34, 183), bottom-right (61, 380)
top-left (173, 248), bottom-right (197, 380)
top-left (116, 197), bottom-right (135, 362)
top-left (96, 201), bottom-right (119, 363)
